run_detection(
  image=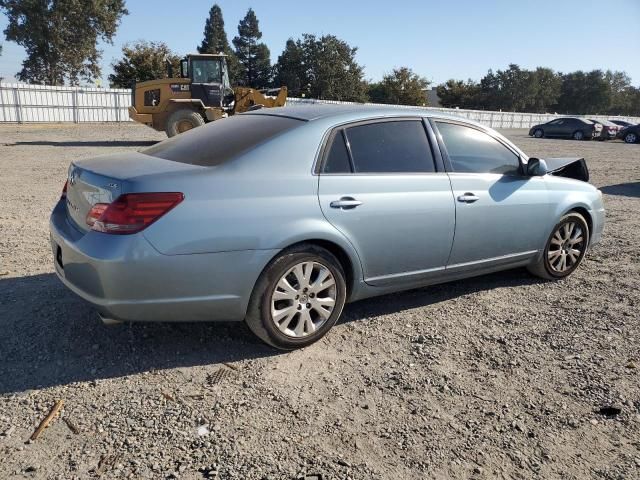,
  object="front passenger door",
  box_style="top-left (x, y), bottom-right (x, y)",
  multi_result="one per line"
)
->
top-left (433, 120), bottom-right (551, 269)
